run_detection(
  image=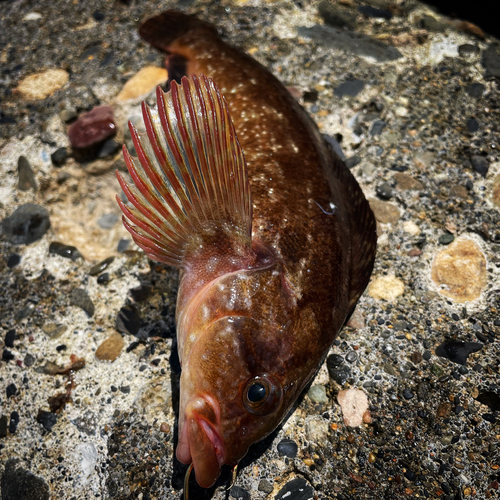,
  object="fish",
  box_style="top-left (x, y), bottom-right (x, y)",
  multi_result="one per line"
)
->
top-left (116, 10), bottom-right (377, 492)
